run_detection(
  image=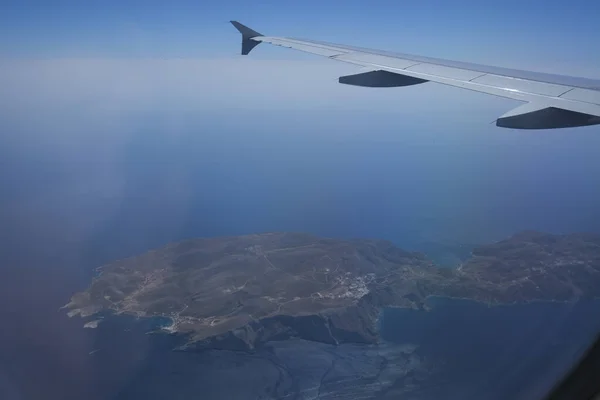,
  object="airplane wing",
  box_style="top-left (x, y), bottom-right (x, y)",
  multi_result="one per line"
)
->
top-left (231, 21), bottom-right (600, 129)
